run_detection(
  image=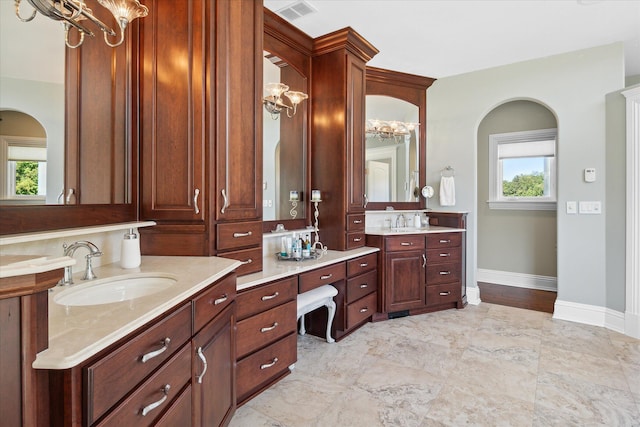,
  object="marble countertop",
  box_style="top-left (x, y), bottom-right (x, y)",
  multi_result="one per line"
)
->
top-left (0, 254), bottom-right (76, 279)
top-left (364, 225), bottom-right (465, 236)
top-left (34, 255), bottom-right (240, 370)
top-left (237, 247), bottom-right (380, 291)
